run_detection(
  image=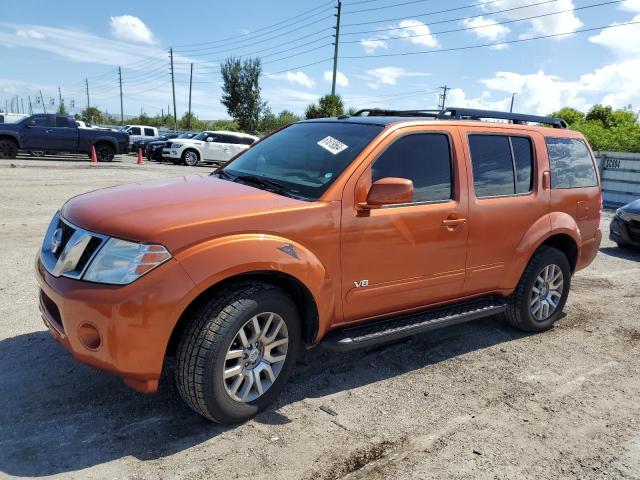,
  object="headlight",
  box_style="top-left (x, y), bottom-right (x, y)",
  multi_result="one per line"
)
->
top-left (616, 208), bottom-right (633, 222)
top-left (83, 238), bottom-right (171, 285)
top-left (171, 143), bottom-right (183, 148)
